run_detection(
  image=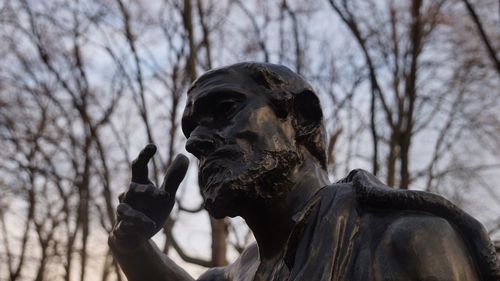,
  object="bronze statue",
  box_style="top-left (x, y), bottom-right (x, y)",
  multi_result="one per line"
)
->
top-left (109, 62), bottom-right (499, 281)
